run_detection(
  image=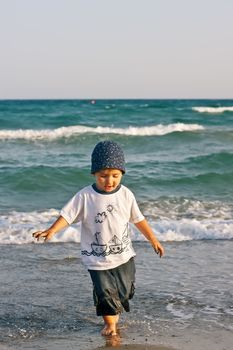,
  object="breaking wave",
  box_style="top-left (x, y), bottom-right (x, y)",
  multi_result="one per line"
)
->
top-left (0, 123), bottom-right (204, 140)
top-left (192, 106), bottom-right (233, 114)
top-left (1, 199), bottom-right (232, 244)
